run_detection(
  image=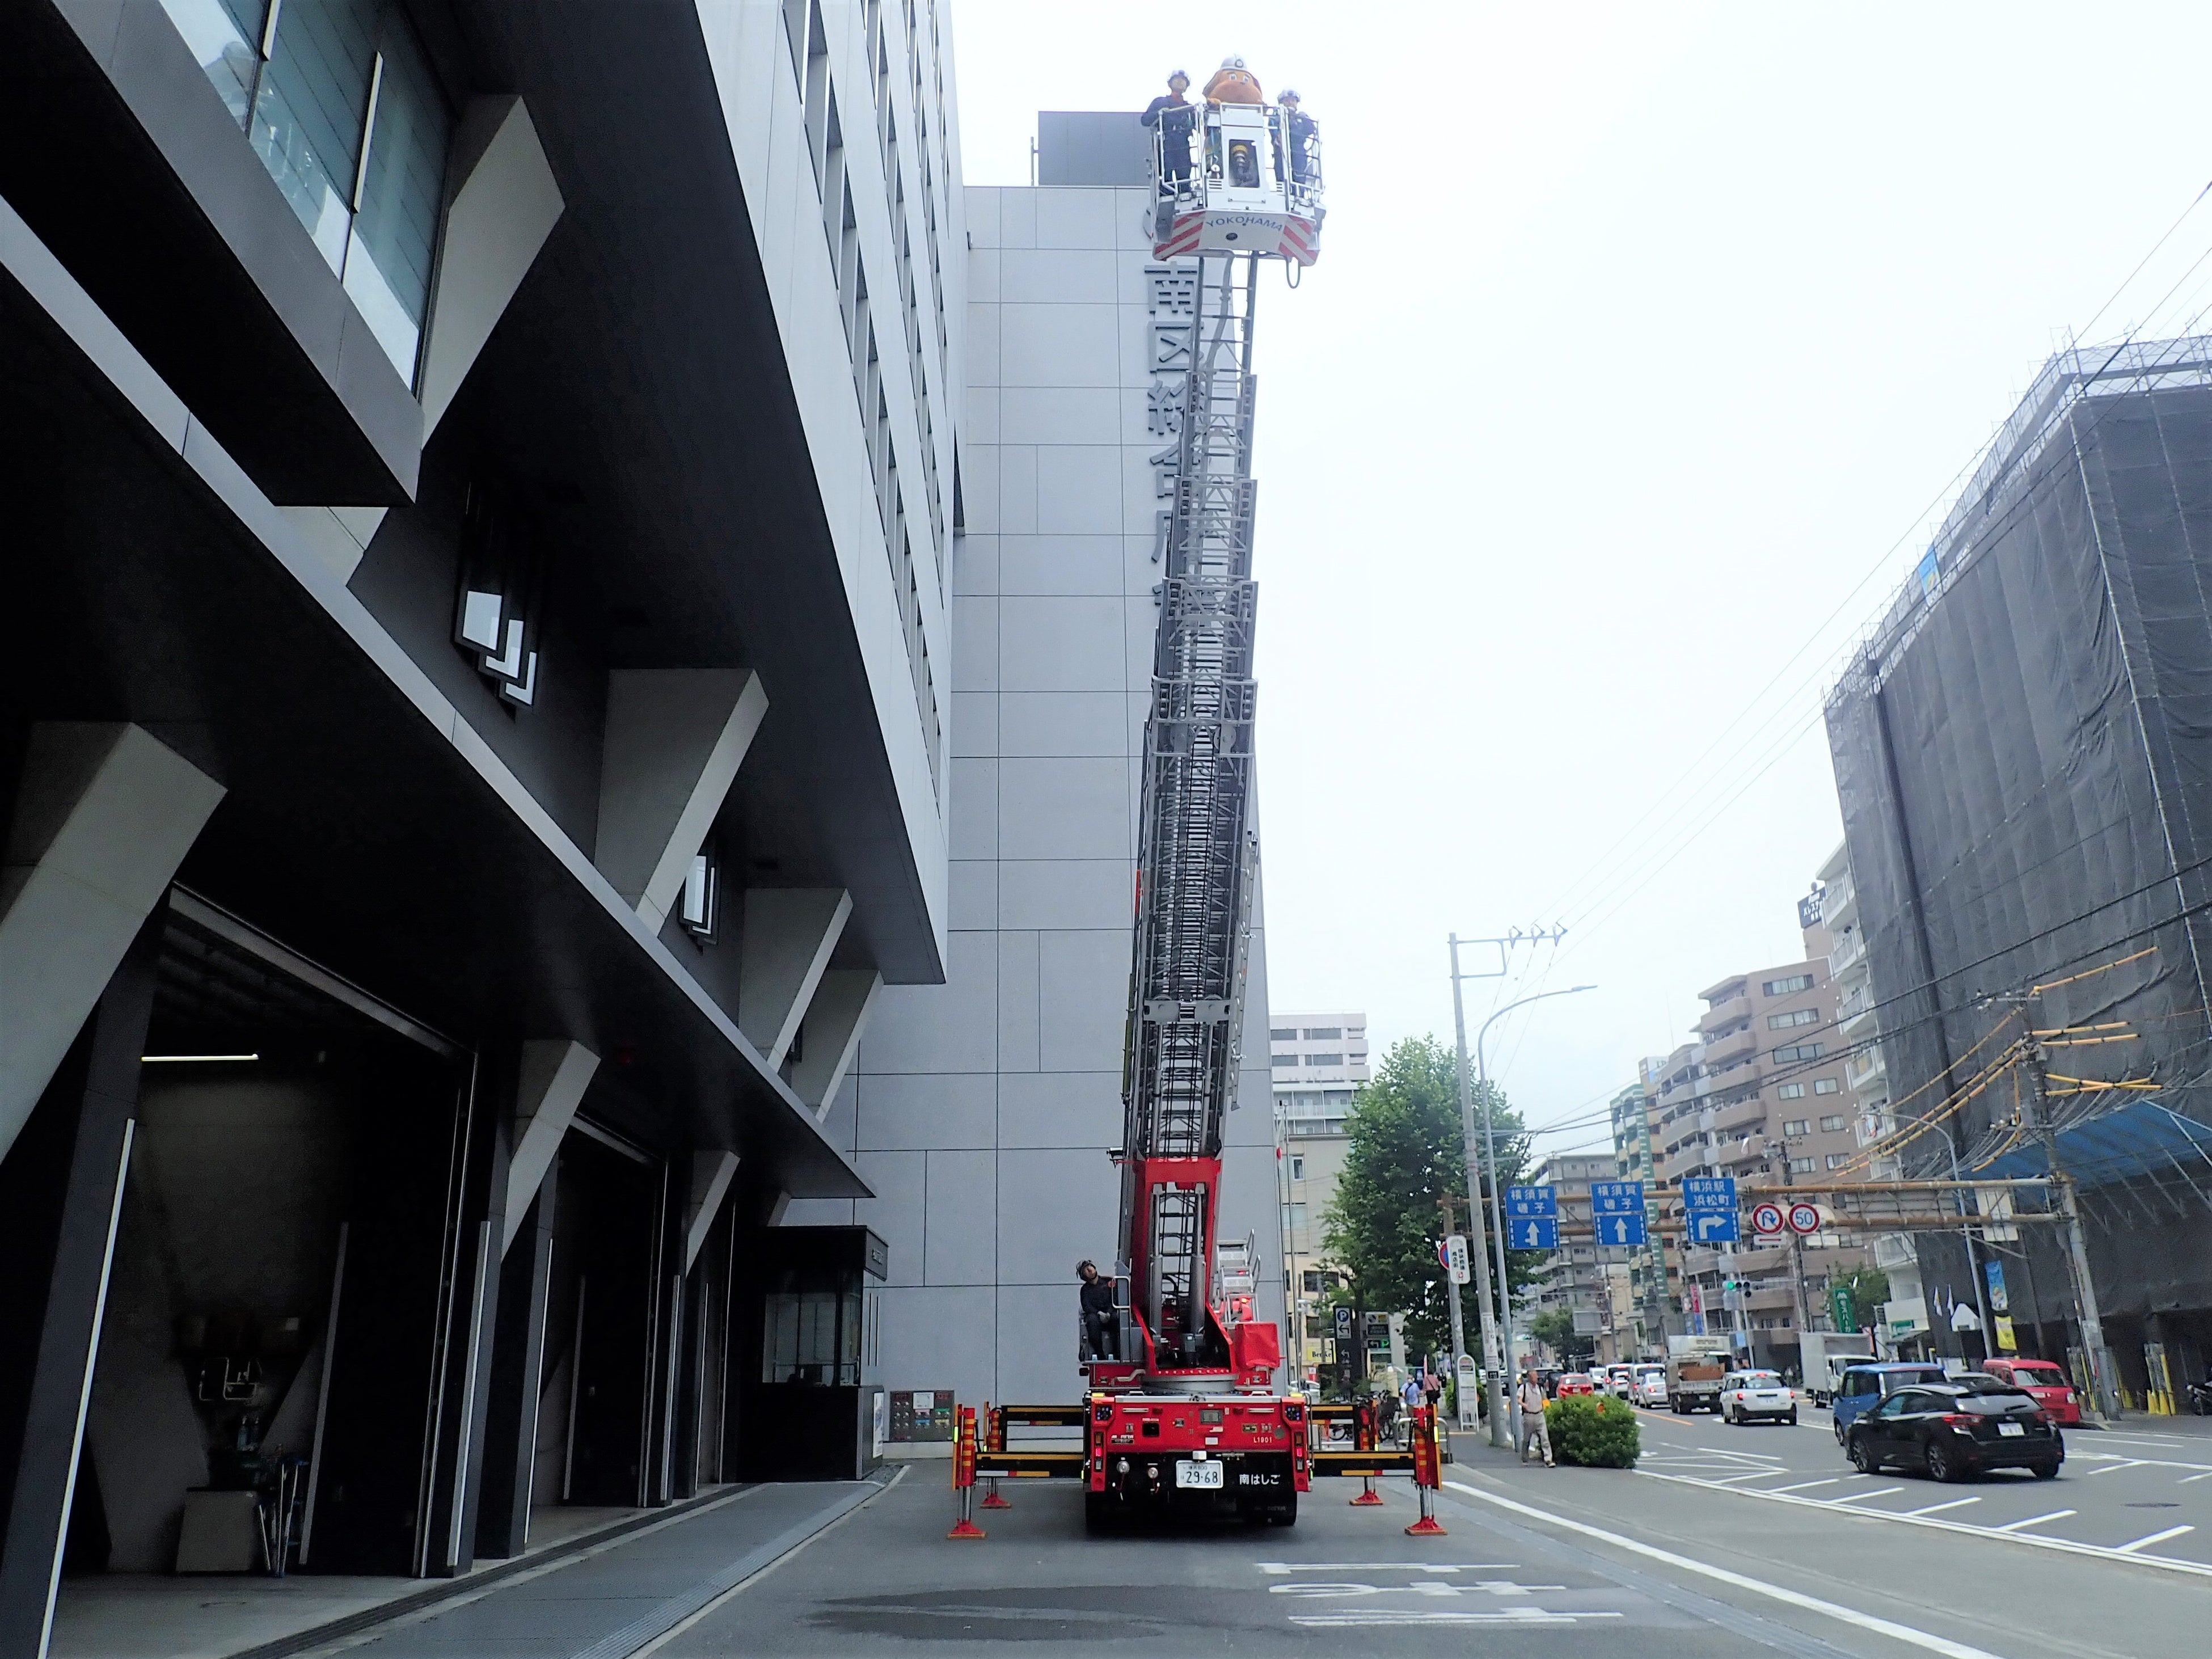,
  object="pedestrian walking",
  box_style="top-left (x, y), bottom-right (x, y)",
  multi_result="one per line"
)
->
top-left (1517, 1367), bottom-right (1554, 1467)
